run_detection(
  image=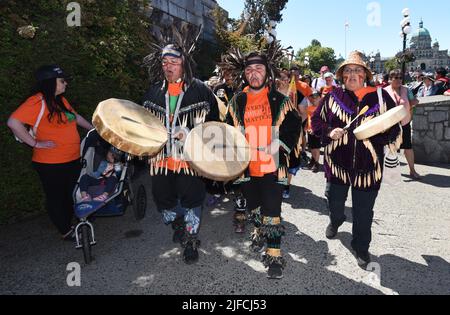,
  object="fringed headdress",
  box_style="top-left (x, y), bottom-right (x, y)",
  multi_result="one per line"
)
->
top-left (143, 23), bottom-right (202, 86)
top-left (218, 40), bottom-right (286, 91)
